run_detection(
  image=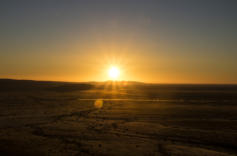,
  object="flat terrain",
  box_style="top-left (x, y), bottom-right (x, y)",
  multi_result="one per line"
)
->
top-left (0, 79), bottom-right (237, 156)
